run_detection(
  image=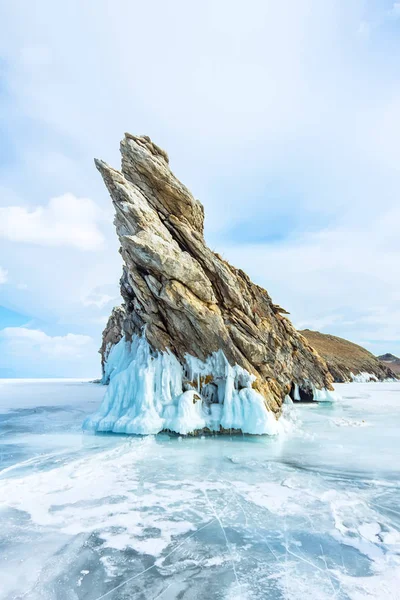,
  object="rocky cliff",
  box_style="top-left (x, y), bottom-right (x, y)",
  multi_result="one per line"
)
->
top-left (378, 353), bottom-right (400, 376)
top-left (301, 330), bottom-right (398, 382)
top-left (84, 134), bottom-right (335, 436)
